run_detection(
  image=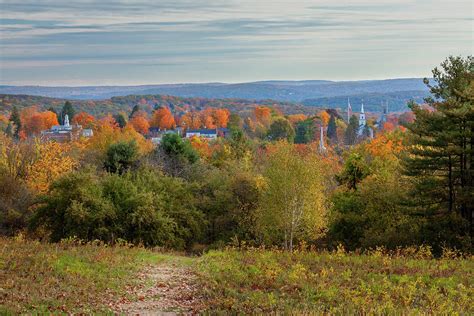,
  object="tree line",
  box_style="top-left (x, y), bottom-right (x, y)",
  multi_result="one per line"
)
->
top-left (0, 56), bottom-right (472, 255)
